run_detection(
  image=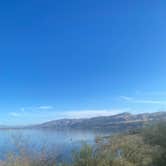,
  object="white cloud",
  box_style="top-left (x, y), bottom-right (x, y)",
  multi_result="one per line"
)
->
top-left (134, 99), bottom-right (166, 104)
top-left (20, 105), bottom-right (54, 112)
top-left (20, 107), bottom-right (25, 112)
top-left (9, 108), bottom-right (127, 120)
top-left (9, 112), bottom-right (21, 117)
top-left (121, 96), bottom-right (166, 105)
top-left (38, 106), bottom-right (53, 110)
top-left (120, 96), bottom-right (133, 101)
top-left (61, 109), bottom-right (129, 119)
